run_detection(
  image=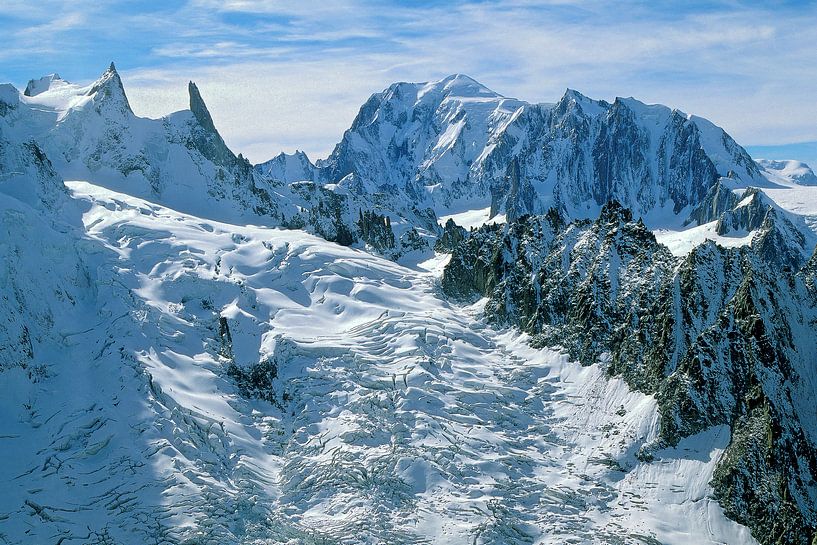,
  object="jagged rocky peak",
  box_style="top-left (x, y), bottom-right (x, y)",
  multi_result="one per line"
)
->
top-left (188, 81), bottom-right (217, 134)
top-left (751, 208), bottom-right (810, 271)
top-left (556, 87), bottom-right (609, 115)
top-left (184, 80), bottom-right (244, 171)
top-left (598, 199), bottom-right (634, 225)
top-left (441, 202), bottom-right (817, 543)
top-left (434, 218), bottom-right (468, 252)
top-left (85, 62), bottom-right (132, 114)
top-left (709, 187), bottom-right (811, 268)
top-left (23, 73), bottom-right (67, 97)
